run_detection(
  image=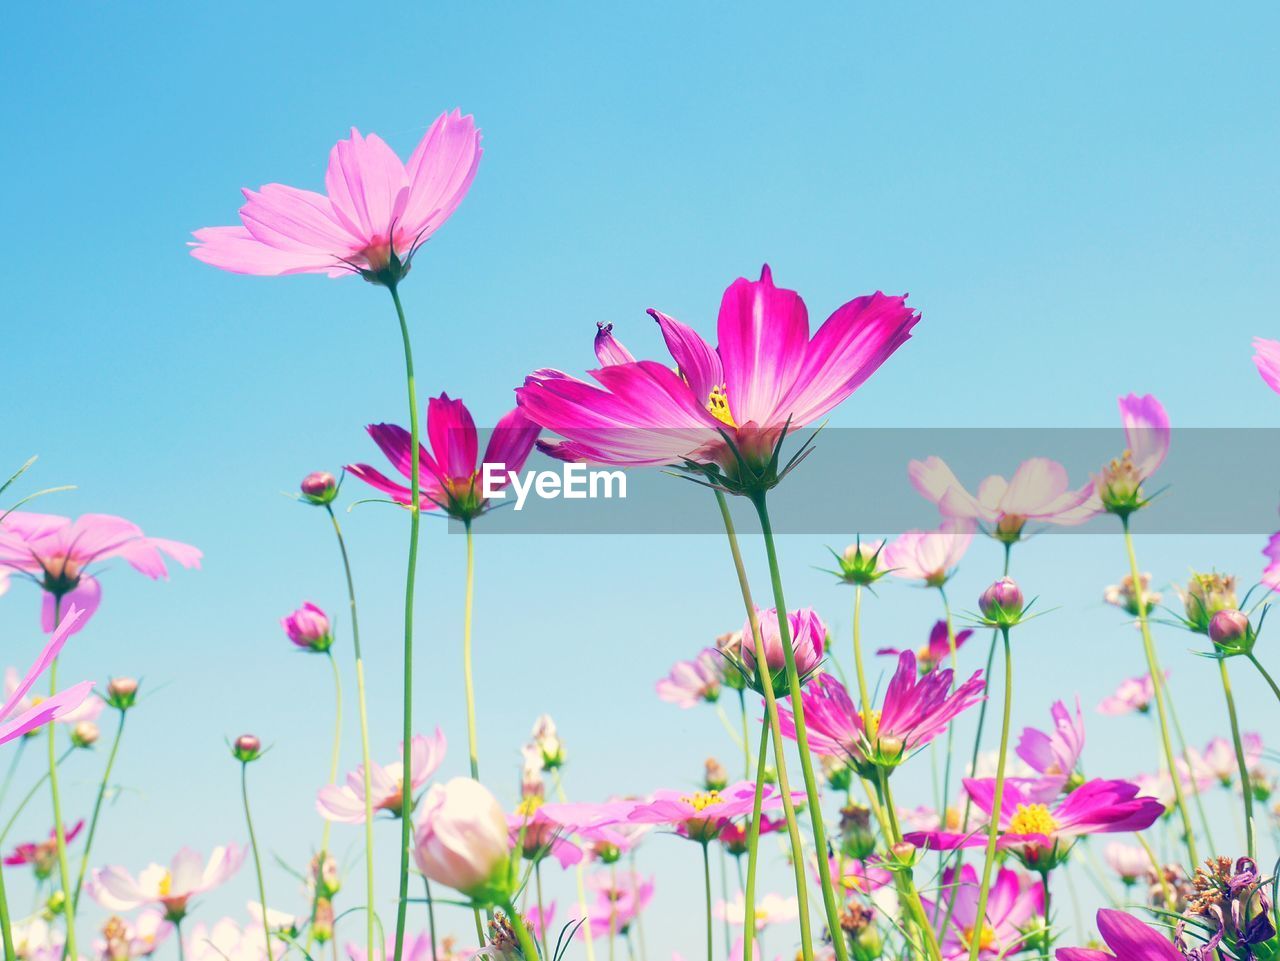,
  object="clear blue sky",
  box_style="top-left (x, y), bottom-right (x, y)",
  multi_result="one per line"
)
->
top-left (3, 1), bottom-right (1279, 956)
